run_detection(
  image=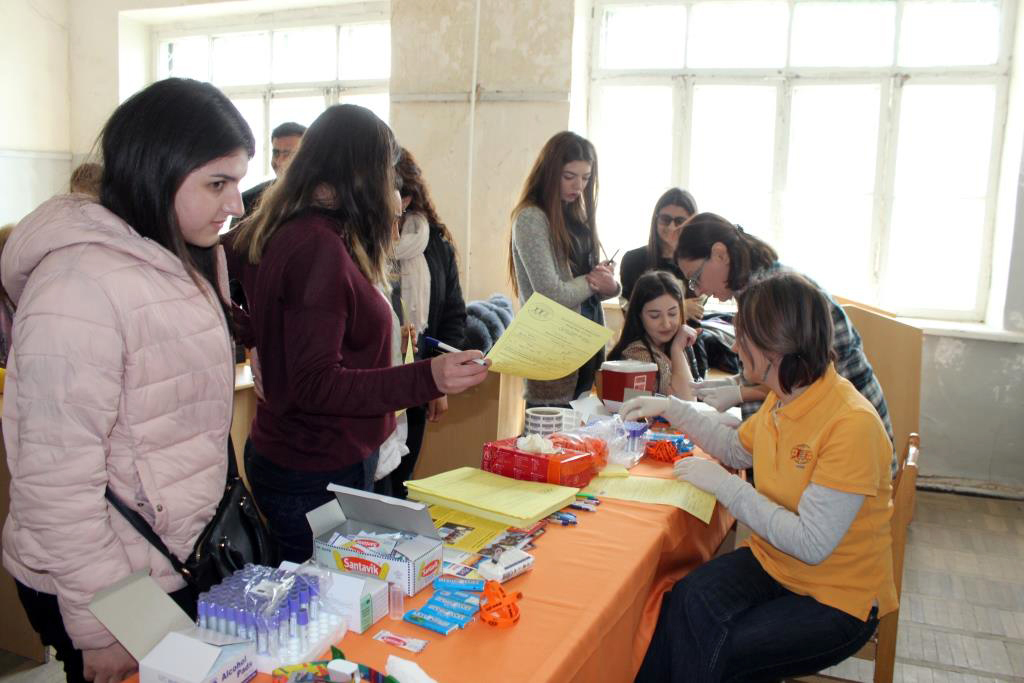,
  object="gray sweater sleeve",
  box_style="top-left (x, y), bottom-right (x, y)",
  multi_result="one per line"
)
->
top-left (667, 396), bottom-right (753, 469)
top-left (512, 207), bottom-right (594, 308)
top-left (715, 477), bottom-right (865, 565)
